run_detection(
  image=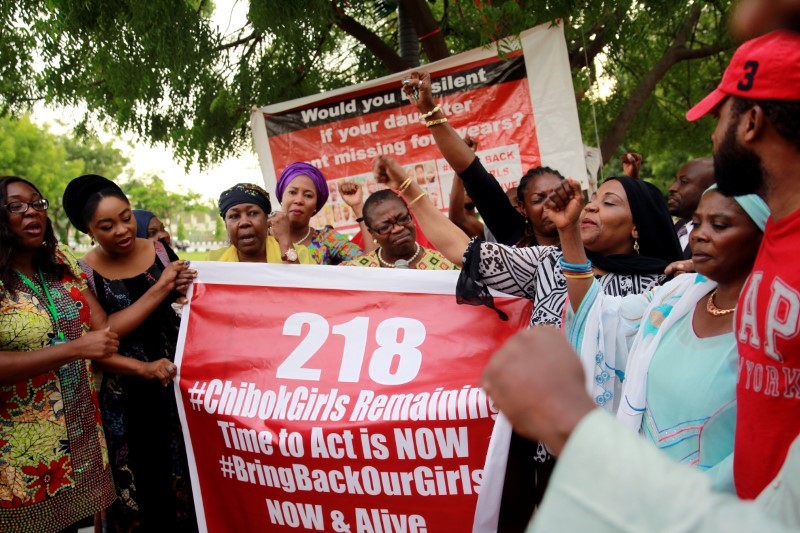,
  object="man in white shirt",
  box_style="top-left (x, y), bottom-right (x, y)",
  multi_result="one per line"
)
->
top-left (482, 327), bottom-right (800, 532)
